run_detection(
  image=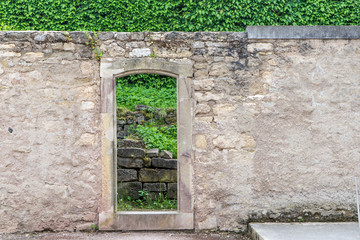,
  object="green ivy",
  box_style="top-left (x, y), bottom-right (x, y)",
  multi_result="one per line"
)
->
top-left (0, 0), bottom-right (359, 32)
